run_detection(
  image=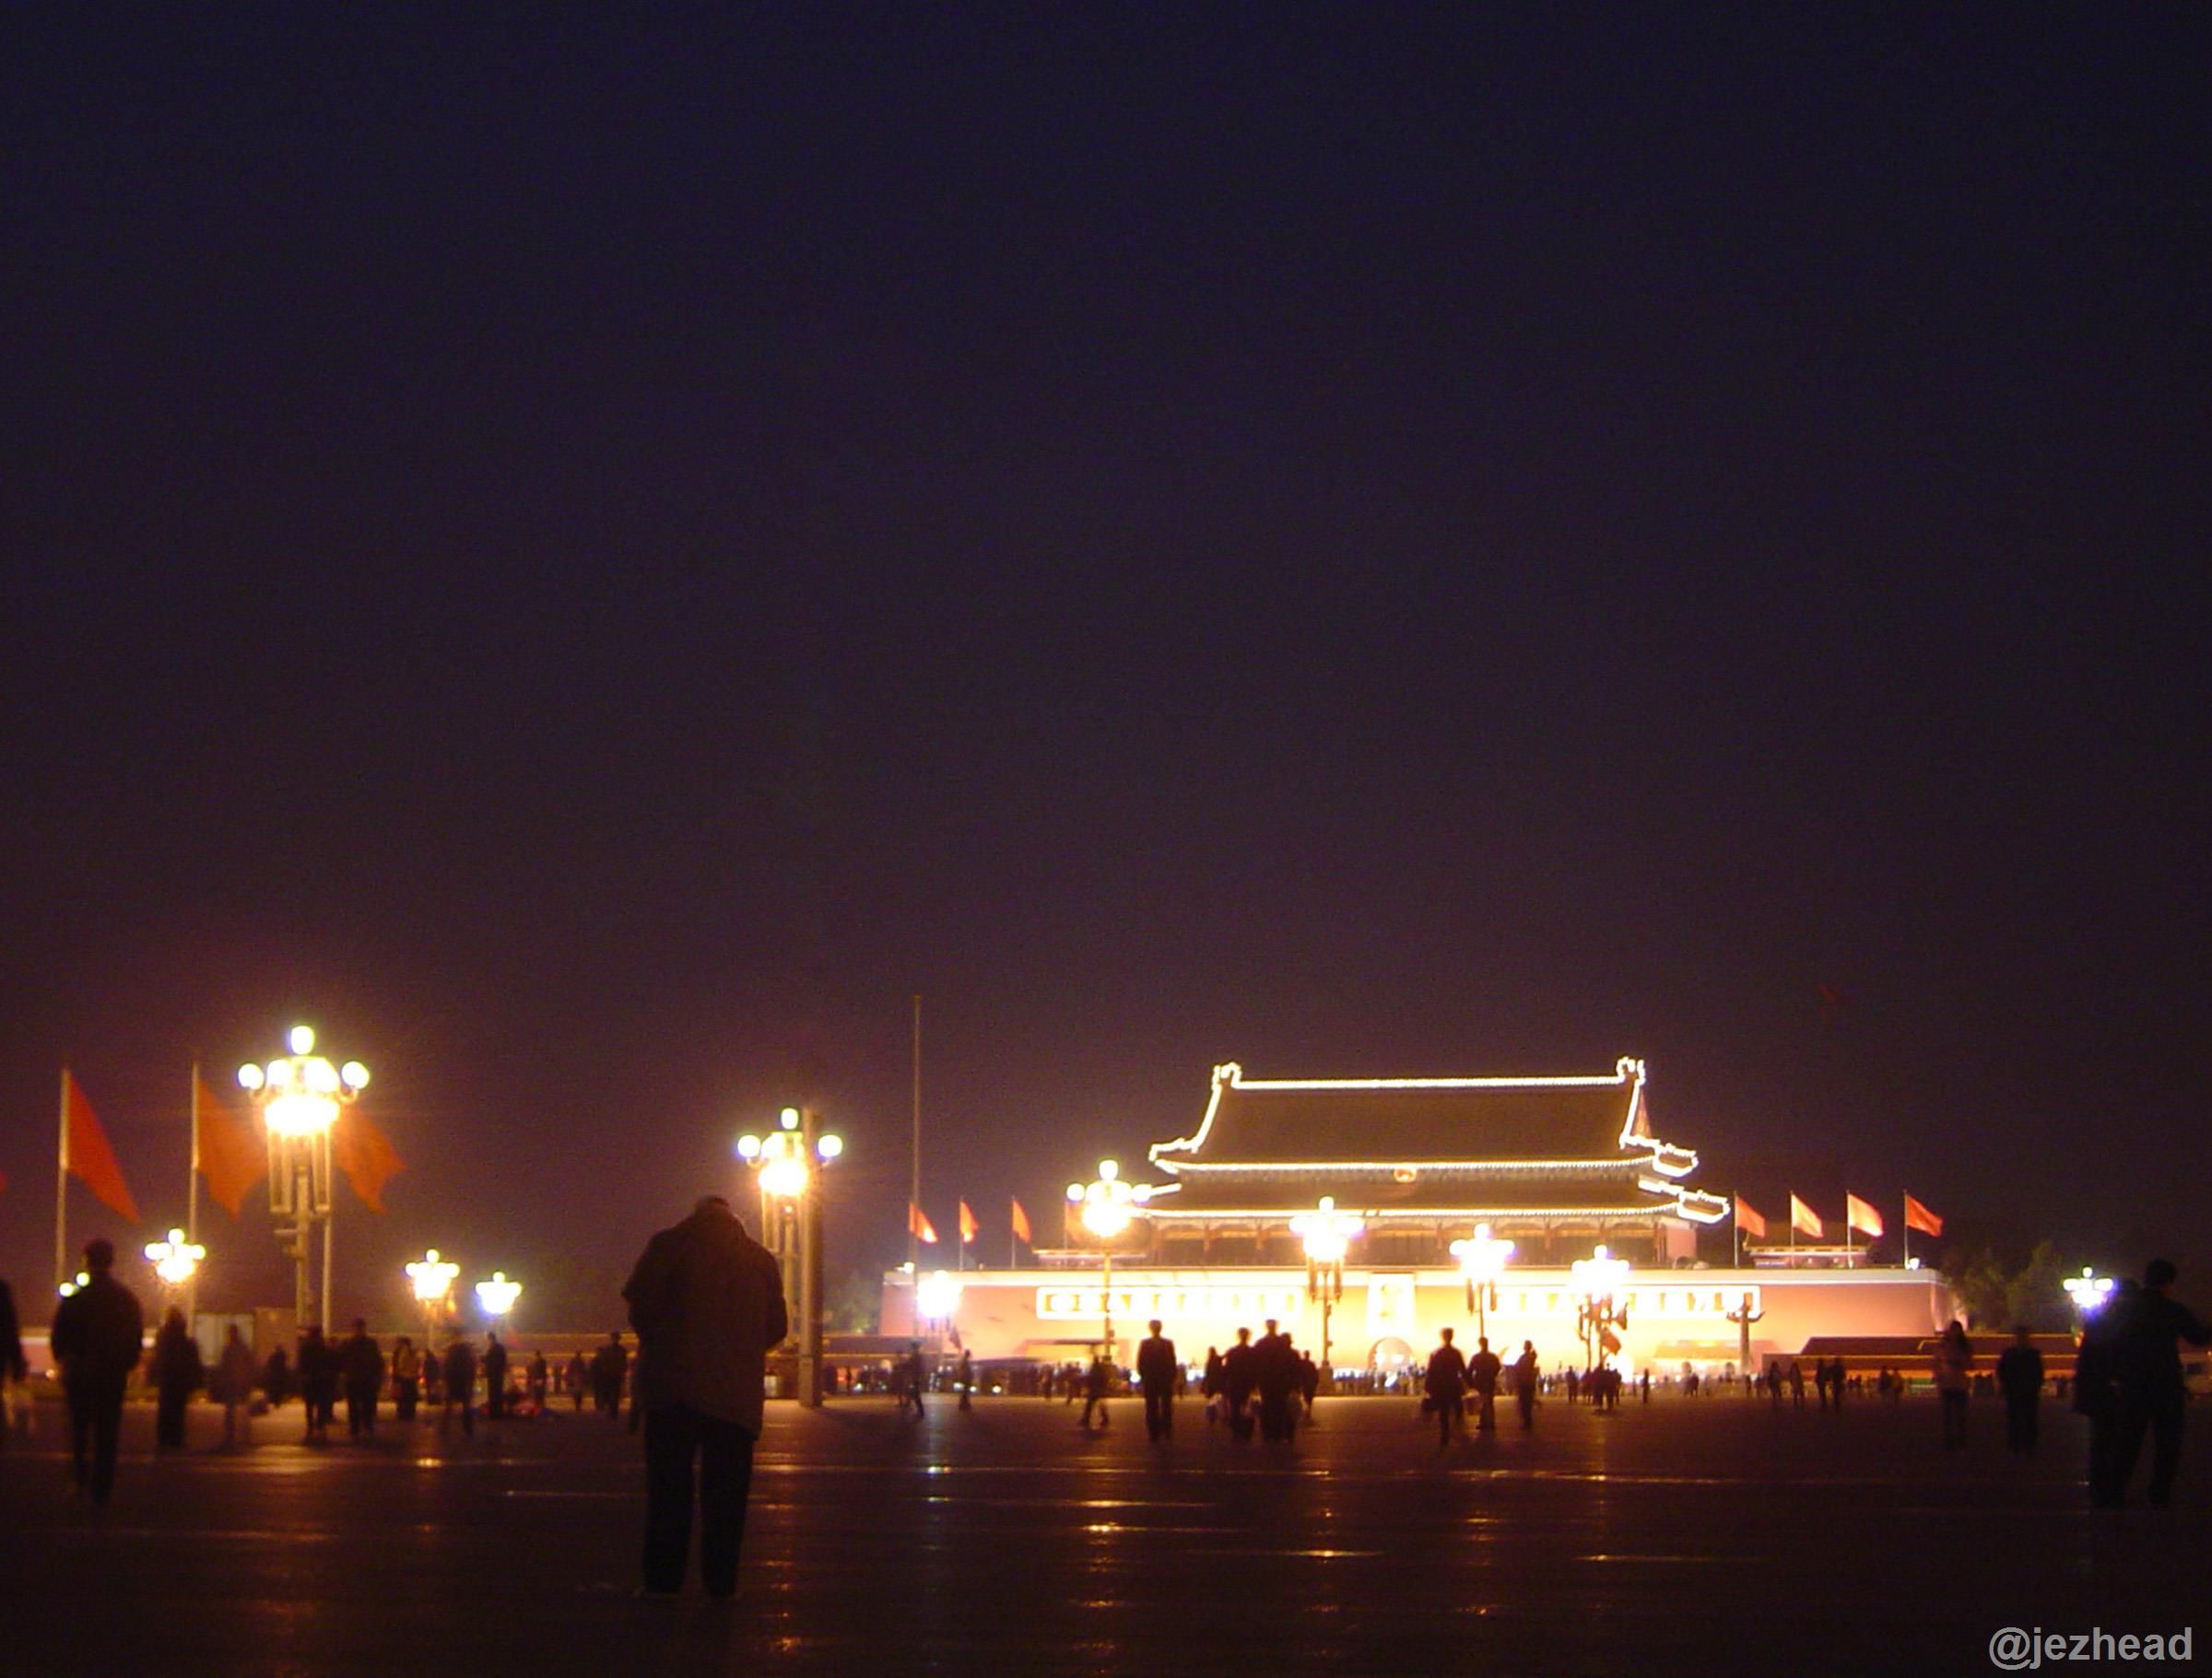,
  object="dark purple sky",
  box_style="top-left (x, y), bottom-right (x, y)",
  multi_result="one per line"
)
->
top-left (5, 9), bottom-right (2209, 1320)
